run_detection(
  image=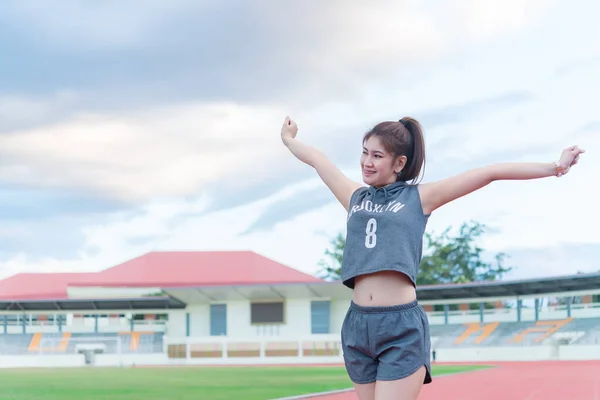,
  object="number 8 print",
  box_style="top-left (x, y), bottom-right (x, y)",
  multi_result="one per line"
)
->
top-left (365, 218), bottom-right (377, 248)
